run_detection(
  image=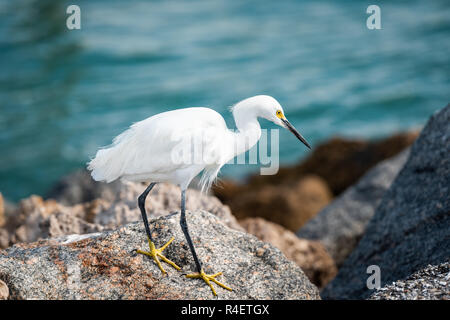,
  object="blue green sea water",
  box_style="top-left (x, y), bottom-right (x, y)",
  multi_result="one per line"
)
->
top-left (0, 0), bottom-right (449, 201)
